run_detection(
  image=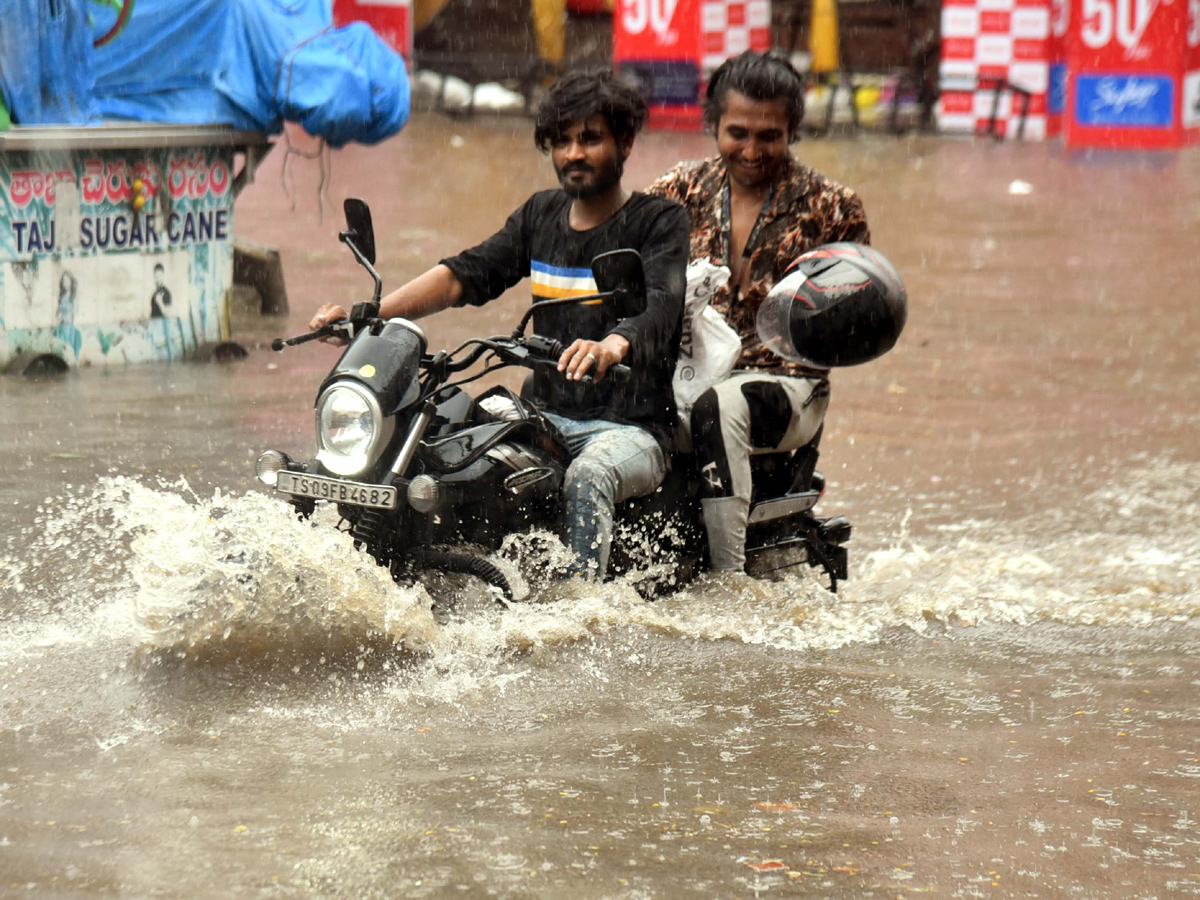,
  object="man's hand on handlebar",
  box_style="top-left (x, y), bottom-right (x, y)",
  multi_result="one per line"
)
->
top-left (558, 334), bottom-right (630, 383)
top-left (310, 304), bottom-right (350, 345)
